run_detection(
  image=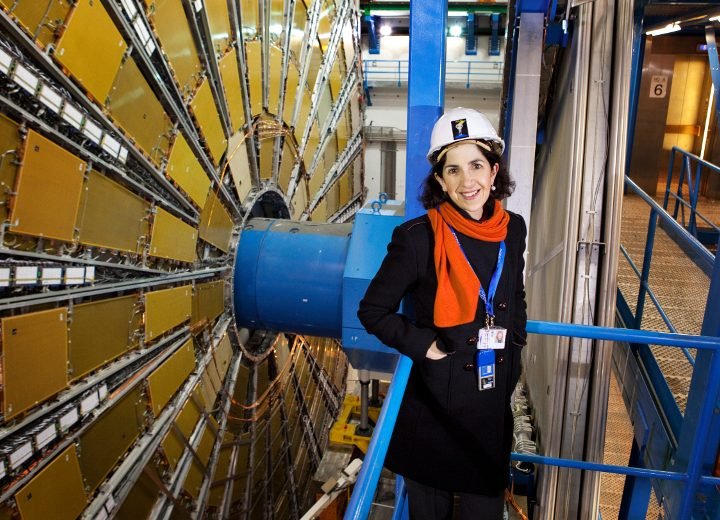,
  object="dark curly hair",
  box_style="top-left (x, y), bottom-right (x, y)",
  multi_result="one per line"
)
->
top-left (419, 142), bottom-right (515, 217)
